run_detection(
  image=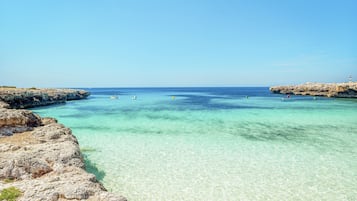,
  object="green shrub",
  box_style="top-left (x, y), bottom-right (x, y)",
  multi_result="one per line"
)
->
top-left (0, 187), bottom-right (22, 201)
top-left (0, 86), bottom-right (16, 88)
top-left (3, 178), bottom-right (15, 183)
